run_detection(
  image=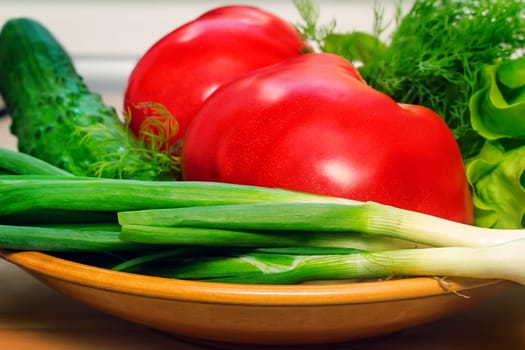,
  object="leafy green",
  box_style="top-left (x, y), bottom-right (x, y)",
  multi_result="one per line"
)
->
top-left (466, 55), bottom-right (525, 229)
top-left (470, 56), bottom-right (525, 140)
top-left (465, 141), bottom-right (525, 229)
top-left (322, 32), bottom-right (387, 66)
